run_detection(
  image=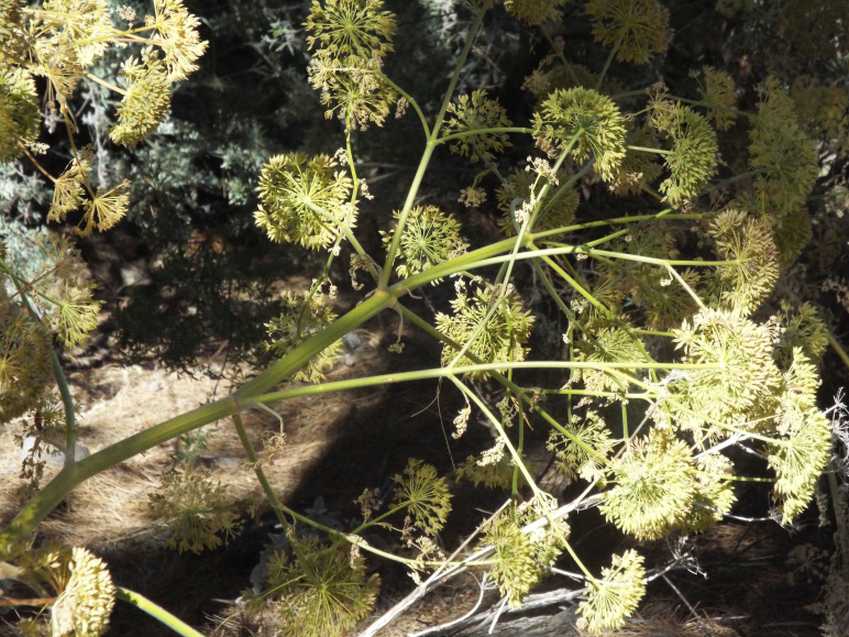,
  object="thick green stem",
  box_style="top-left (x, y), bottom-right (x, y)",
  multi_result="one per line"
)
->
top-left (117, 587), bottom-right (206, 637)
